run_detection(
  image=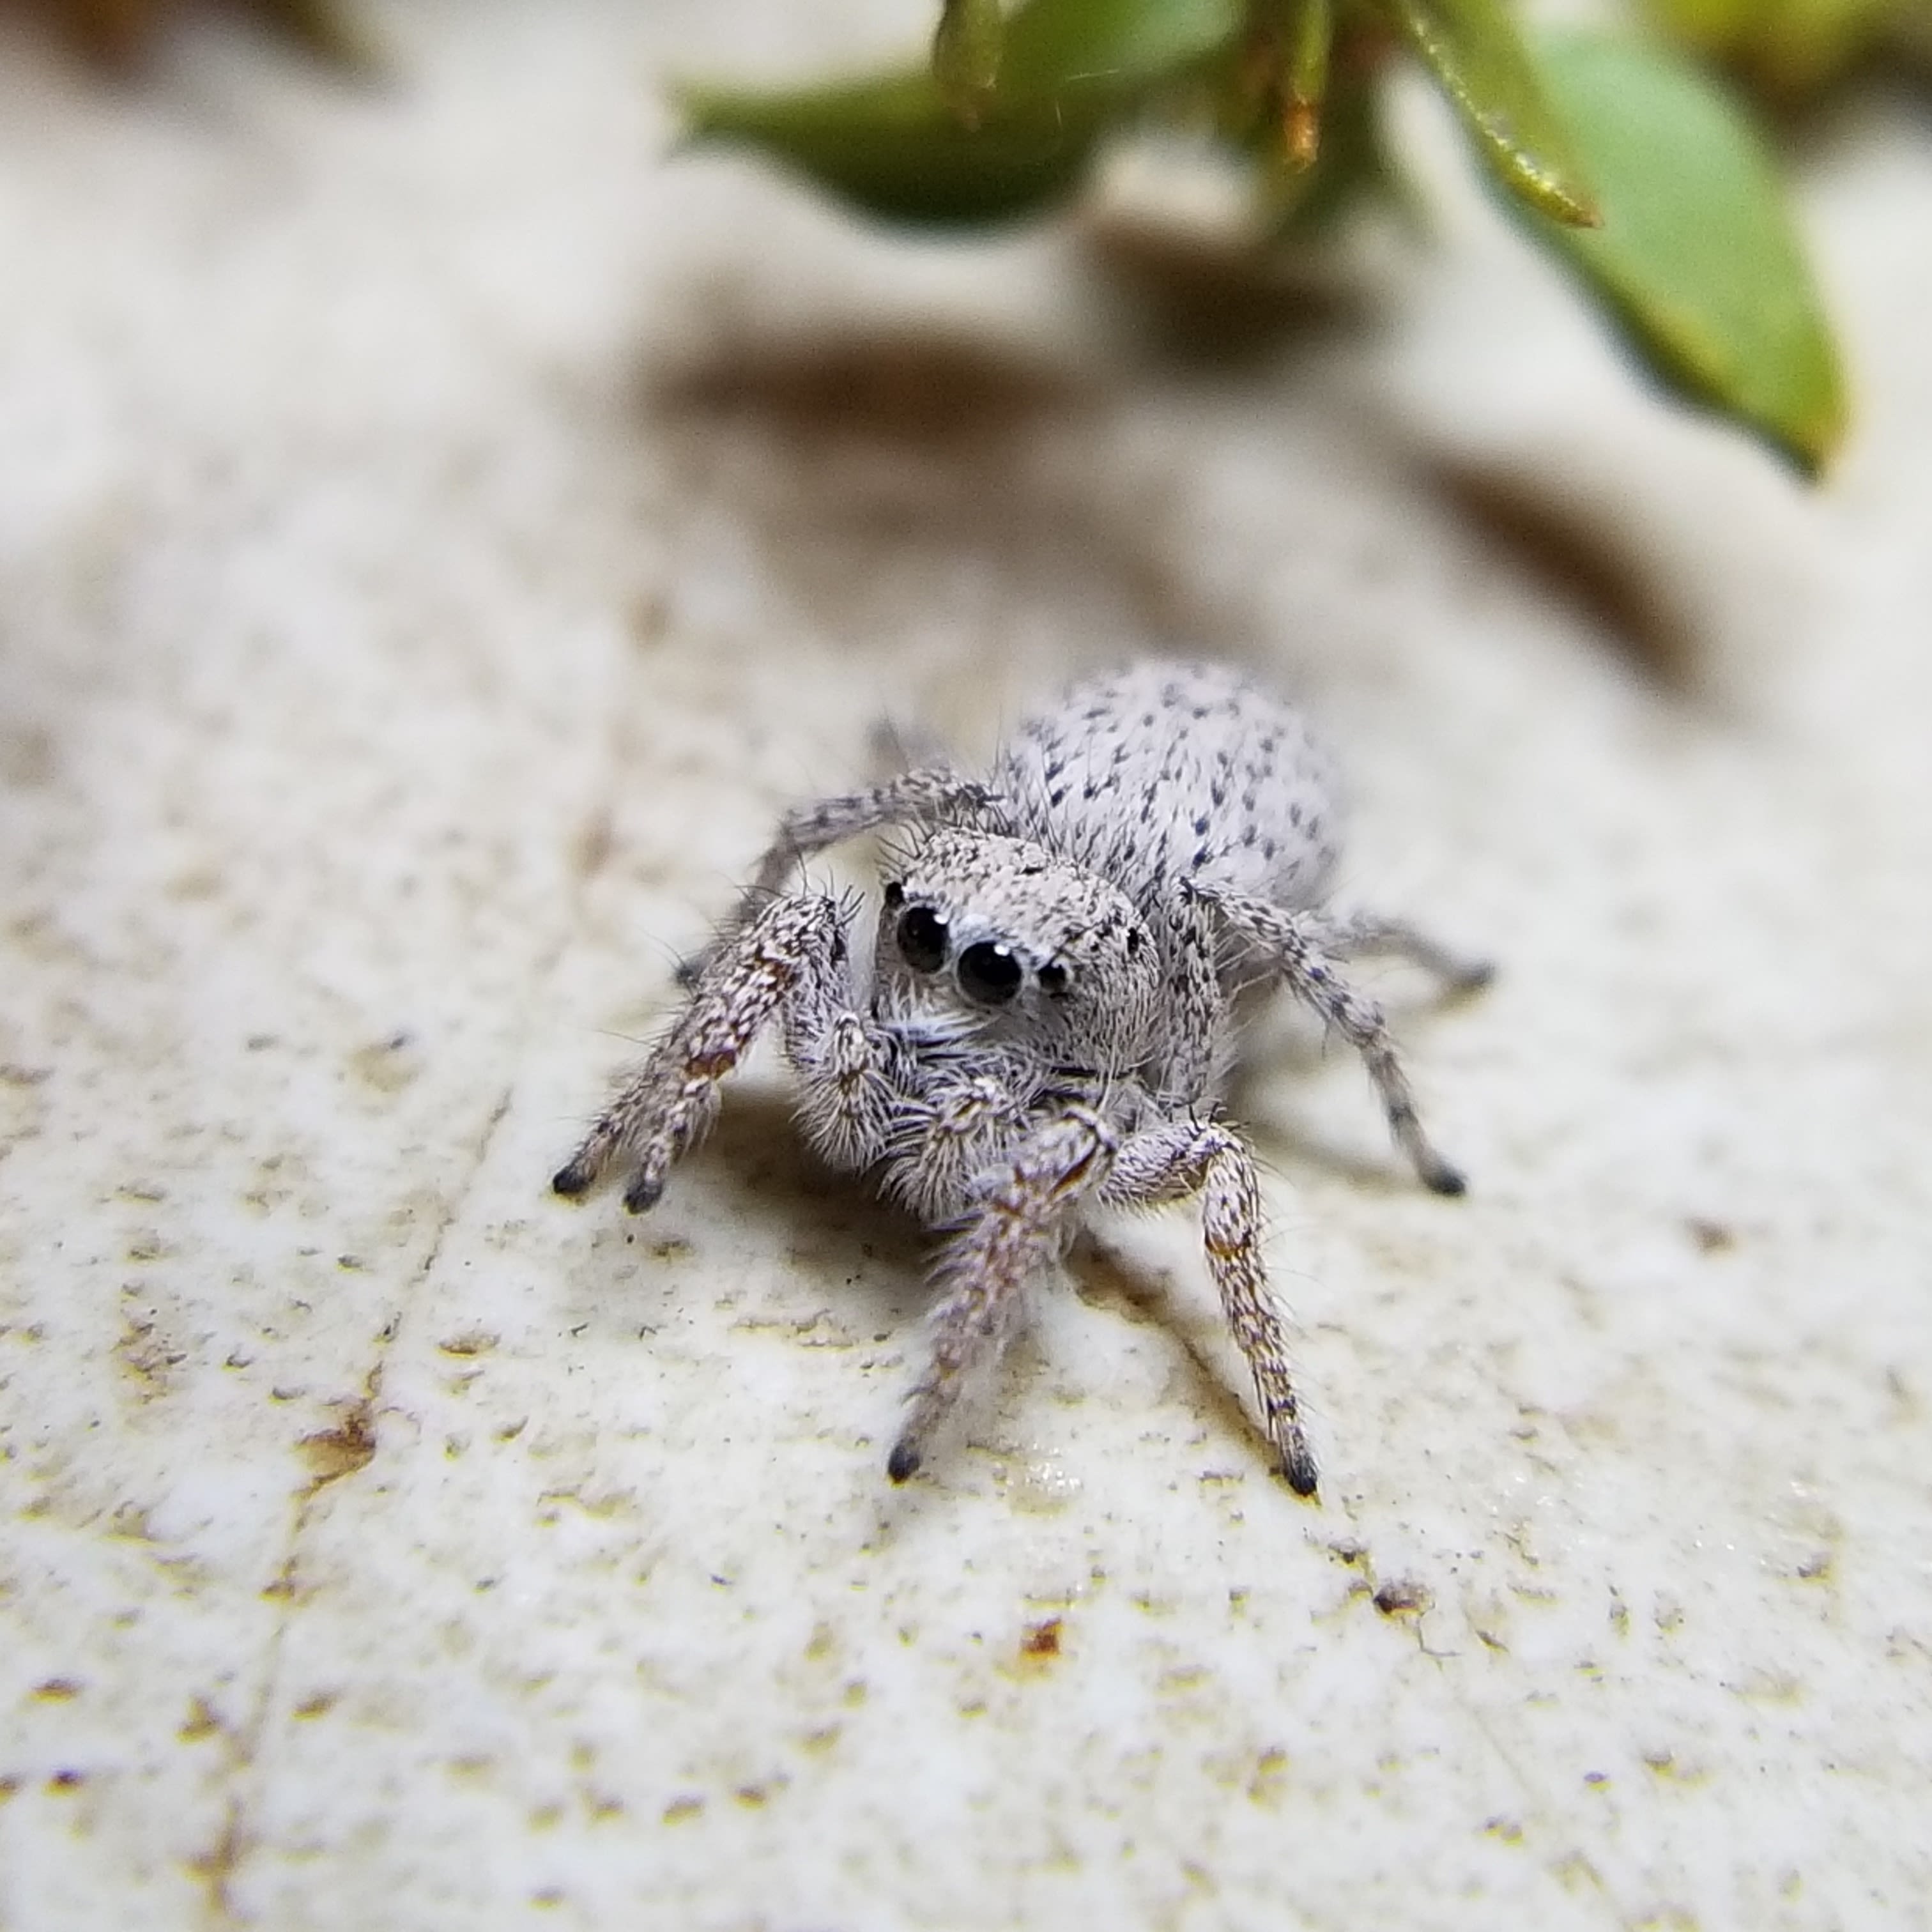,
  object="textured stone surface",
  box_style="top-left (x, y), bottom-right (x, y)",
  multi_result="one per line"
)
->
top-left (3, 5), bottom-right (1930, 1928)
